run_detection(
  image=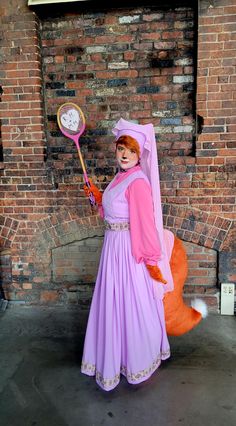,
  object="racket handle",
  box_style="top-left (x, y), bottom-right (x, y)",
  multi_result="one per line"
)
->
top-left (77, 150), bottom-right (95, 206)
top-left (77, 149), bottom-right (88, 177)
top-left (89, 192), bottom-right (96, 207)
top-left (85, 181), bottom-right (96, 207)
